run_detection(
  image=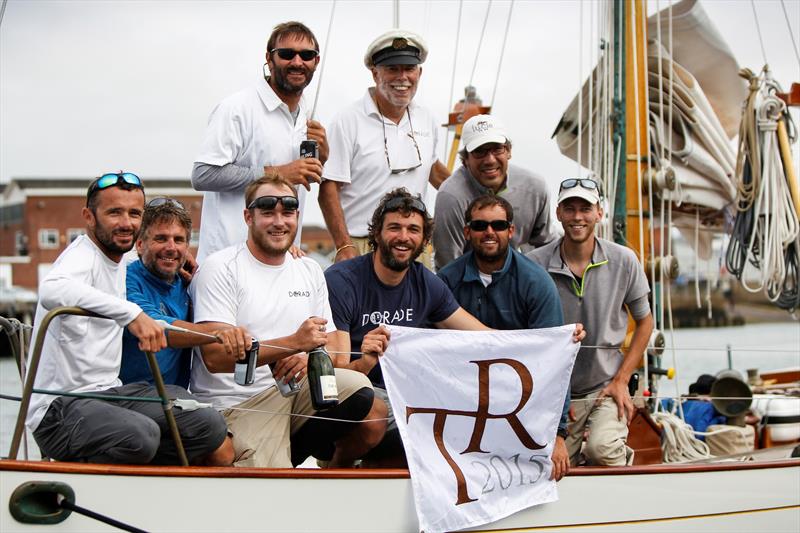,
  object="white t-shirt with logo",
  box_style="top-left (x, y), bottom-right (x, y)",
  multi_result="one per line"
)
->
top-left (188, 243), bottom-right (335, 409)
